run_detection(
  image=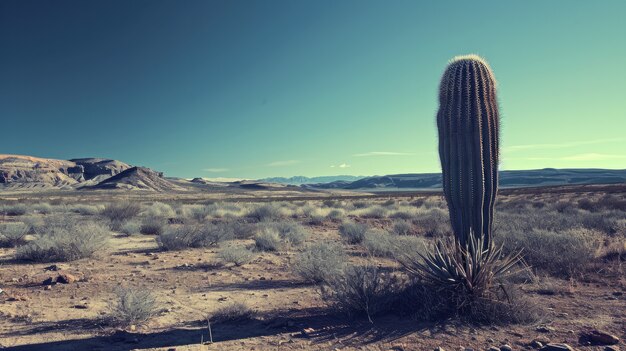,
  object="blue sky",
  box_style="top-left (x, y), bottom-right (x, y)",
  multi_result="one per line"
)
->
top-left (1, 0), bottom-right (625, 179)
